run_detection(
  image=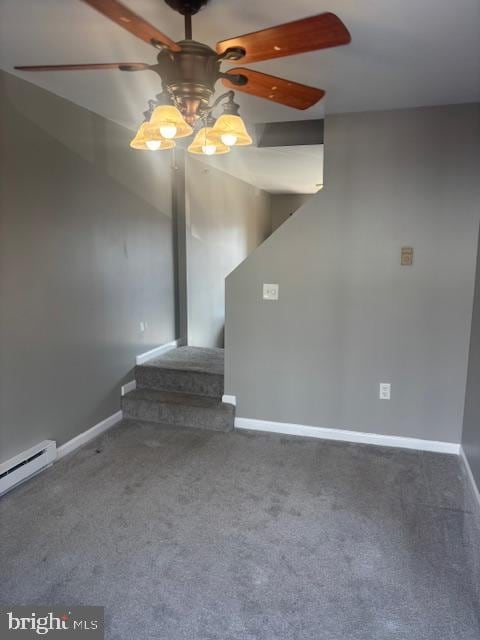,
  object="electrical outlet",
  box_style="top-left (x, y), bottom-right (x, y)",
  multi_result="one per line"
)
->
top-left (379, 383), bottom-right (391, 400)
top-left (139, 321), bottom-right (146, 333)
top-left (263, 283), bottom-right (279, 300)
